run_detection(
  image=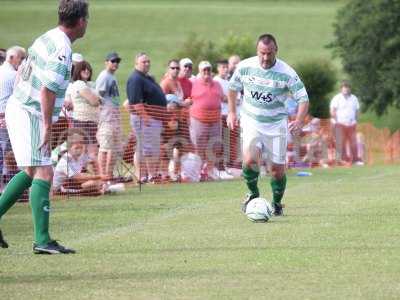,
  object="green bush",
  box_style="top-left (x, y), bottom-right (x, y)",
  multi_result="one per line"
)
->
top-left (295, 59), bottom-right (337, 118)
top-left (219, 33), bottom-right (254, 60)
top-left (175, 33), bottom-right (220, 72)
top-left (175, 33), bottom-right (255, 71)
